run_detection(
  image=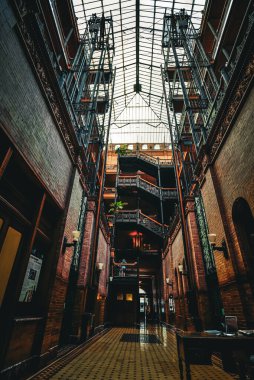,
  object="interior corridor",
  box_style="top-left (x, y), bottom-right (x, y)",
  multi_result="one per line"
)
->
top-left (29, 326), bottom-right (234, 380)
